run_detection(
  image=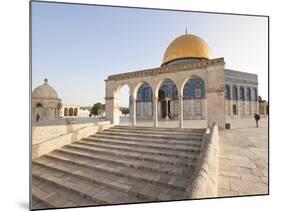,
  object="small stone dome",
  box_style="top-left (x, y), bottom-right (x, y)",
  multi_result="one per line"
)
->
top-left (32, 78), bottom-right (59, 99)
